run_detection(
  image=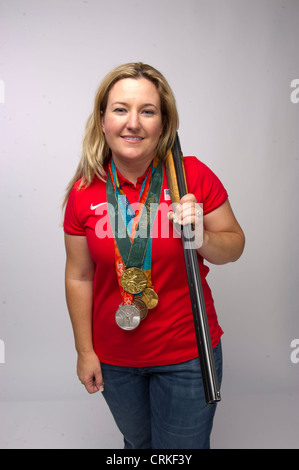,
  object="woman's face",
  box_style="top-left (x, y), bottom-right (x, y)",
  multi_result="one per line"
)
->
top-left (101, 78), bottom-right (163, 167)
